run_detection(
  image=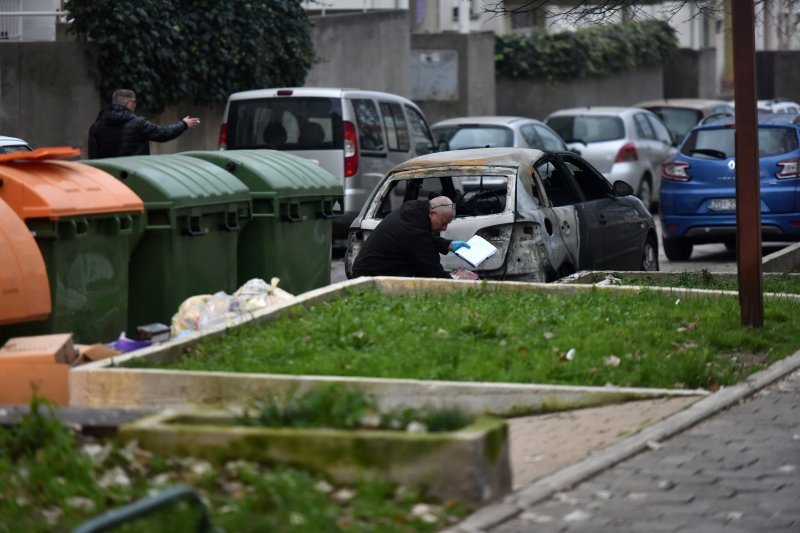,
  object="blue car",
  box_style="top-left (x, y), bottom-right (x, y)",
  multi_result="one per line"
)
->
top-left (660, 114), bottom-right (800, 260)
